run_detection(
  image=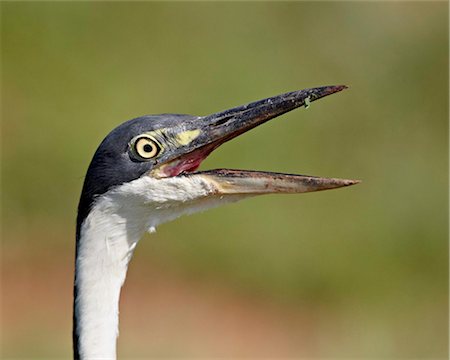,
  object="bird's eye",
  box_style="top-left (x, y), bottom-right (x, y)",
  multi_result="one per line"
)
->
top-left (133, 136), bottom-right (161, 159)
